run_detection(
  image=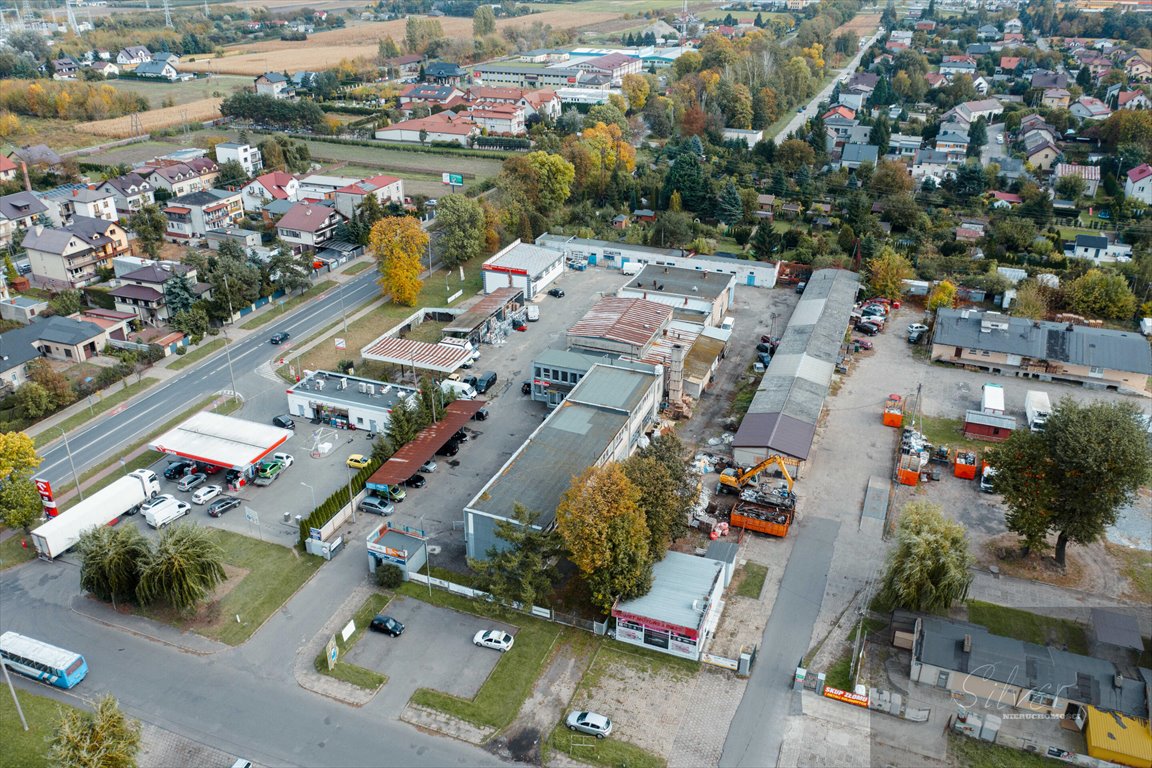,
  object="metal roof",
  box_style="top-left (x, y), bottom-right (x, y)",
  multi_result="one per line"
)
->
top-left (535, 233), bottom-right (687, 258)
top-left (443, 287), bottom-right (523, 334)
top-left (1091, 608), bottom-right (1146, 651)
top-left (566, 364), bottom-right (656, 413)
top-left (963, 409), bottom-right (1017, 430)
top-left (611, 551), bottom-right (723, 634)
top-left (484, 242), bottom-right (564, 278)
top-left (624, 264), bottom-right (732, 301)
top-left (933, 309), bottom-right (1152, 375)
top-left (366, 399), bottom-right (486, 489)
top-left (567, 297), bottom-right (672, 351)
top-left (149, 412), bottom-right (291, 470)
top-left (360, 336), bottom-right (476, 373)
